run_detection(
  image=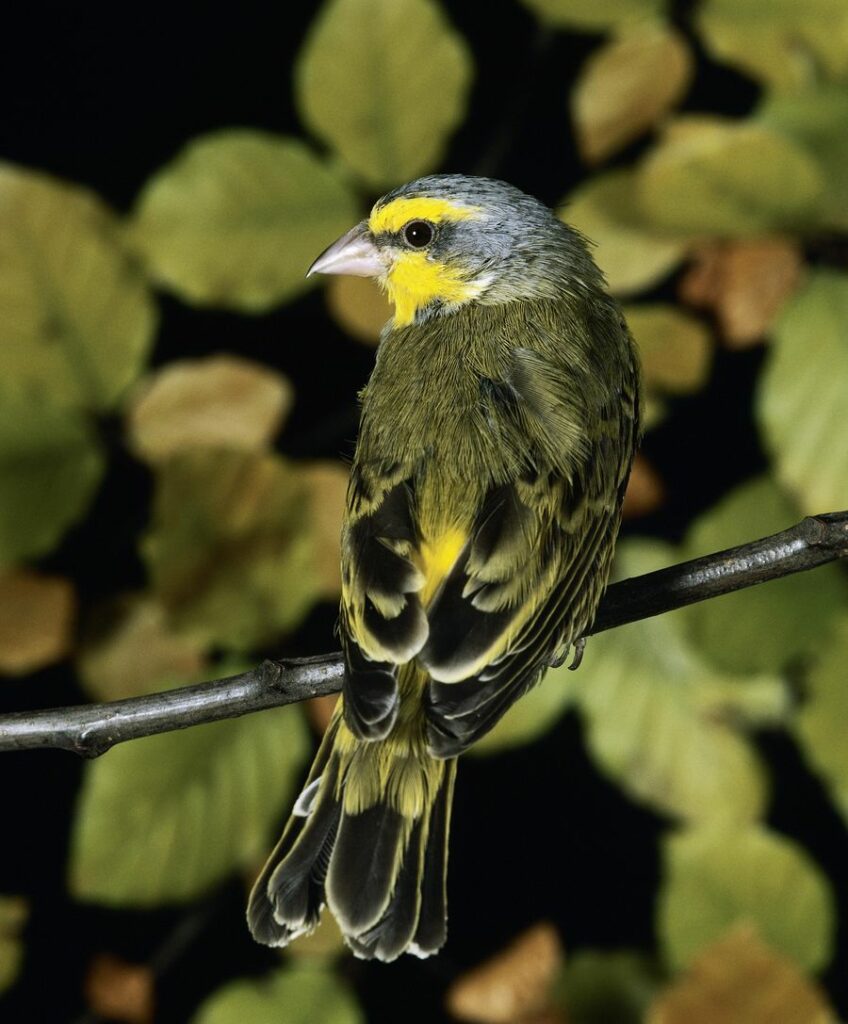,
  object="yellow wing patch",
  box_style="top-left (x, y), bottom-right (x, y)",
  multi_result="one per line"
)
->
top-left (419, 527), bottom-right (467, 606)
top-left (369, 196), bottom-right (482, 236)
